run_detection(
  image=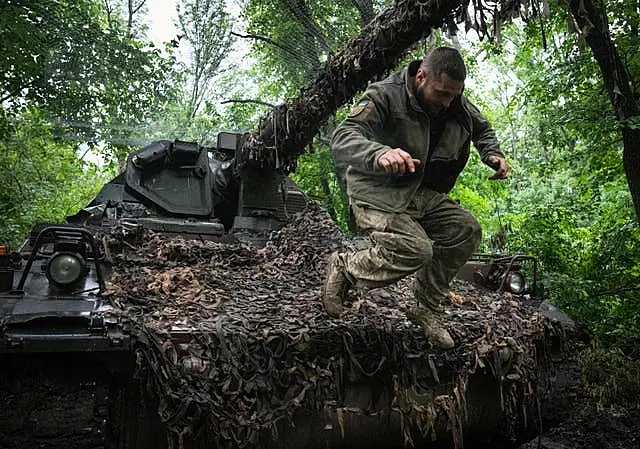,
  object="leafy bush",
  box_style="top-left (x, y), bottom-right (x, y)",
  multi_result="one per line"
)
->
top-left (579, 343), bottom-right (640, 411)
top-left (0, 107), bottom-right (112, 247)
